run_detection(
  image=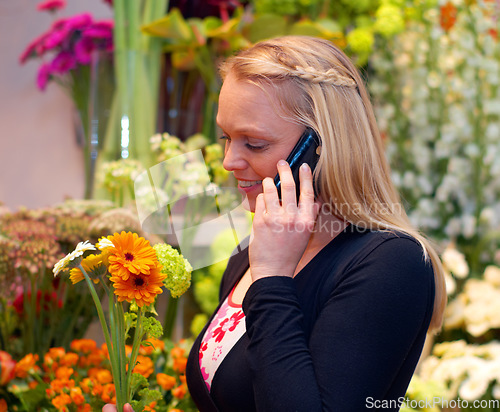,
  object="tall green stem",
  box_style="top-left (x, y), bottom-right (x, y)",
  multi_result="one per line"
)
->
top-left (80, 265), bottom-right (126, 411)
